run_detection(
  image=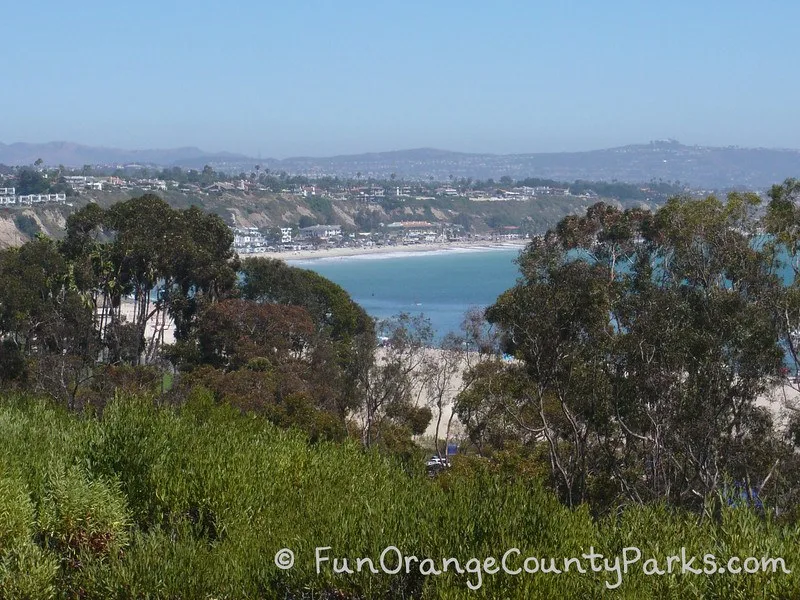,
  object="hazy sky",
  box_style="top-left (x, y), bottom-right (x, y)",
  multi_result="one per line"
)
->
top-left (4, 0), bottom-right (799, 157)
